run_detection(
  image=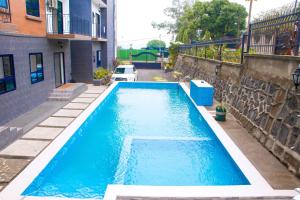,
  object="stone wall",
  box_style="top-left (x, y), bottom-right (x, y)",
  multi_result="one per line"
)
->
top-left (175, 54), bottom-right (300, 176)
